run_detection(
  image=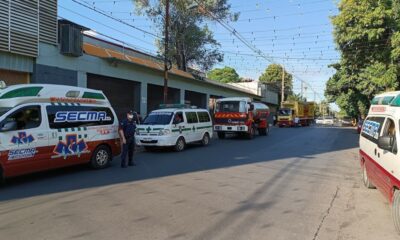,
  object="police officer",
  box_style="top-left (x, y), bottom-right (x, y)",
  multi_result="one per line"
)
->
top-left (119, 110), bottom-right (137, 168)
